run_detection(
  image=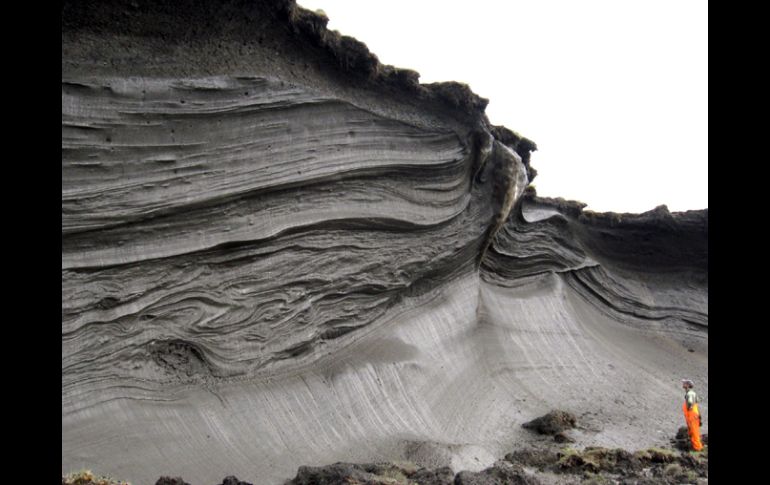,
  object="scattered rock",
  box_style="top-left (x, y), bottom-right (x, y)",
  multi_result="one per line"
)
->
top-left (504, 449), bottom-right (560, 470)
top-left (71, 441), bottom-right (706, 485)
top-left (285, 461), bottom-right (450, 485)
top-left (285, 460), bottom-right (541, 485)
top-left (409, 466), bottom-right (455, 485)
top-left (454, 461), bottom-right (541, 485)
top-left (671, 426), bottom-right (708, 451)
top-left (547, 445), bottom-right (707, 484)
top-left (634, 448), bottom-right (678, 465)
top-left (522, 410), bottom-right (578, 435)
top-left (219, 476), bottom-right (253, 485)
top-left (662, 463), bottom-right (699, 483)
top-left (156, 478), bottom-right (191, 485)
top-left (287, 463), bottom-right (393, 484)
